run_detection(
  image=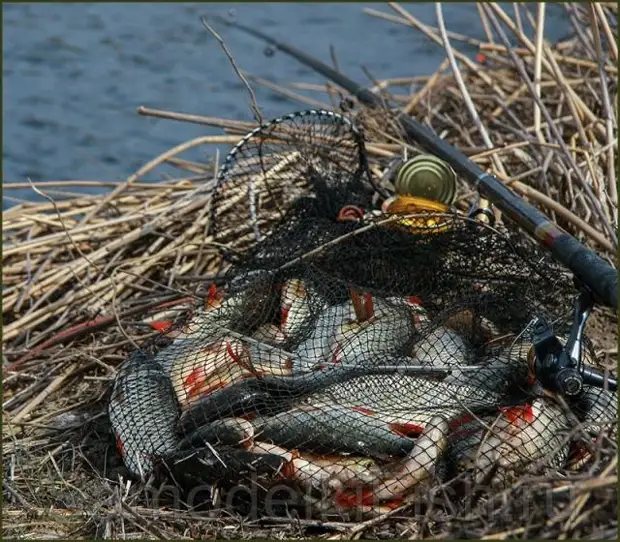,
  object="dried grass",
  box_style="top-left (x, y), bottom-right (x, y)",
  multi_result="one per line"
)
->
top-left (2, 3), bottom-right (617, 539)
